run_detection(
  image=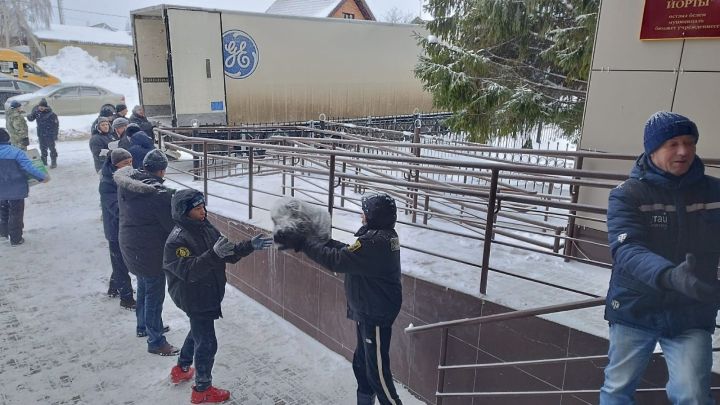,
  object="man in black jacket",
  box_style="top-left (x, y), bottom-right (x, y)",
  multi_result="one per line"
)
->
top-left (129, 105), bottom-right (155, 136)
top-left (99, 148), bottom-right (135, 309)
top-left (89, 118), bottom-right (115, 173)
top-left (164, 189), bottom-right (272, 403)
top-left (277, 193), bottom-right (403, 405)
top-left (26, 98), bottom-right (59, 168)
top-left (115, 149), bottom-right (177, 355)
